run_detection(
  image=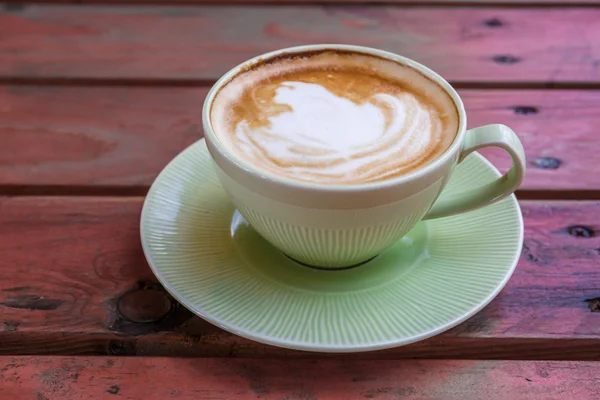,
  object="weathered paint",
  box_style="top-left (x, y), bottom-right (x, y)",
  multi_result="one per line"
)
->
top-left (0, 7), bottom-right (599, 82)
top-left (1, 199), bottom-right (600, 359)
top-left (1, 357), bottom-right (599, 399)
top-left (0, 87), bottom-right (597, 191)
